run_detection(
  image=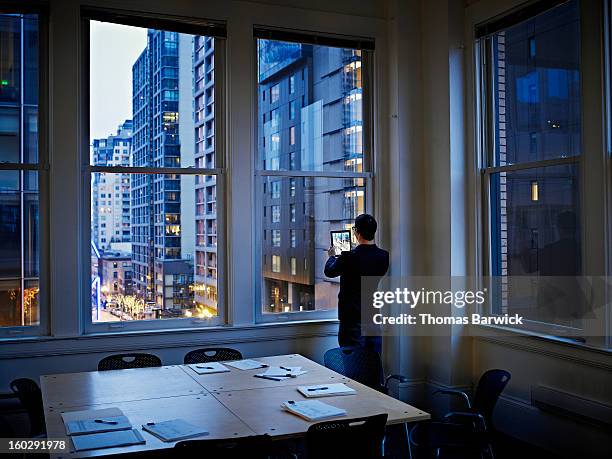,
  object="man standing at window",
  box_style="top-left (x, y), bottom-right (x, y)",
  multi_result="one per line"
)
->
top-left (324, 214), bottom-right (389, 354)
